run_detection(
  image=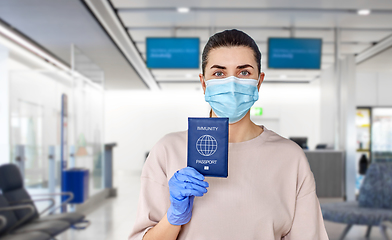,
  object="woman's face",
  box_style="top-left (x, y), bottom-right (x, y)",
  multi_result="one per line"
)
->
top-left (199, 46), bottom-right (264, 92)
